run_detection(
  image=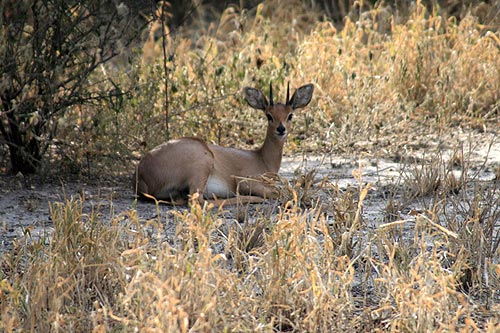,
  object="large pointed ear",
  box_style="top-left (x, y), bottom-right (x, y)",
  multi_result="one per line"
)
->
top-left (244, 87), bottom-right (268, 111)
top-left (289, 84), bottom-right (314, 109)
